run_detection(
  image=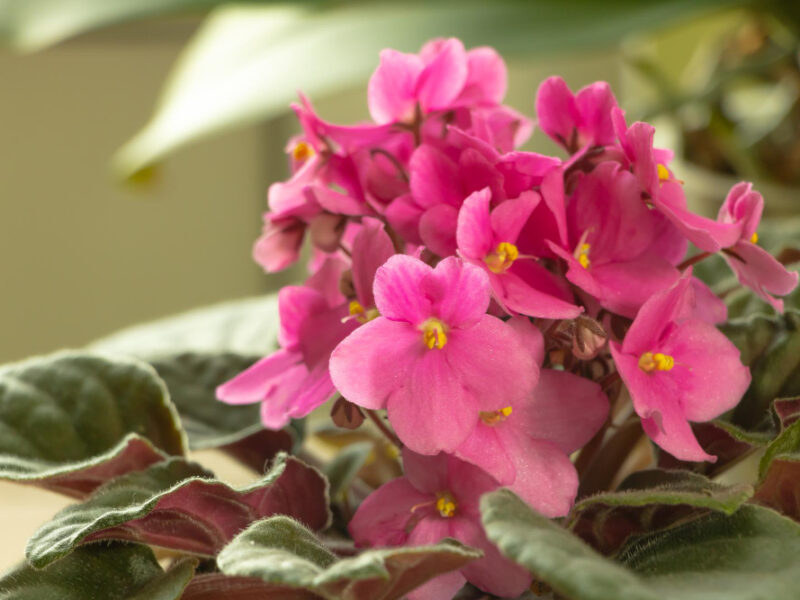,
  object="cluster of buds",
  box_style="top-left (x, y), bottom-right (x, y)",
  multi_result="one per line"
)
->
top-left (217, 38), bottom-right (797, 598)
